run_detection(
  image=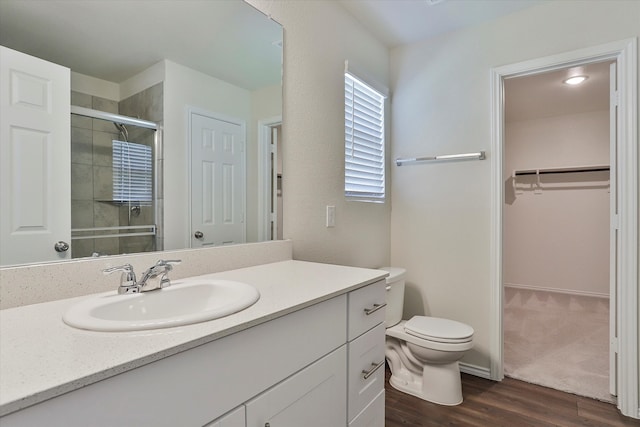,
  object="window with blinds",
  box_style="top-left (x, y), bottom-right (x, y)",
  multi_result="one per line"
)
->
top-left (112, 140), bottom-right (152, 205)
top-left (344, 72), bottom-right (385, 202)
